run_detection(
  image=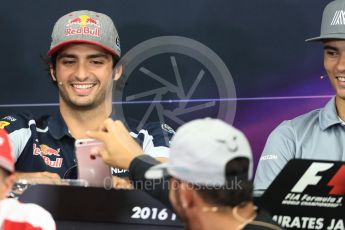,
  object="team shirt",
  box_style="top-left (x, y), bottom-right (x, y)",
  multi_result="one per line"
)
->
top-left (0, 112), bottom-right (173, 178)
